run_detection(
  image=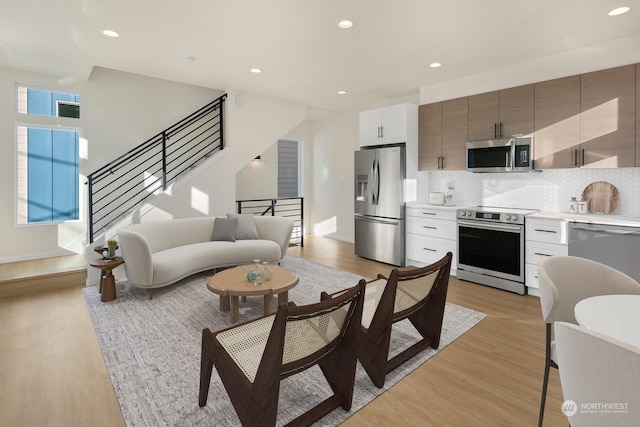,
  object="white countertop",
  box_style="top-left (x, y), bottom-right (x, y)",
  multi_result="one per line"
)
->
top-left (528, 211), bottom-right (640, 227)
top-left (406, 203), bottom-right (461, 211)
top-left (406, 205), bottom-right (640, 226)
